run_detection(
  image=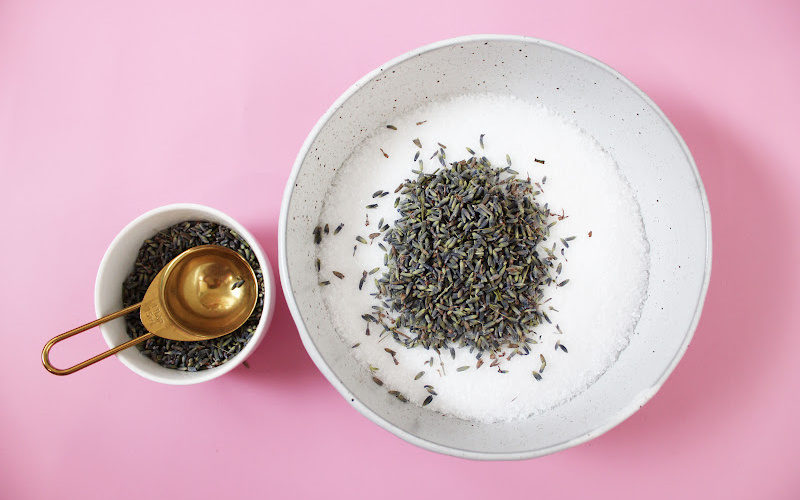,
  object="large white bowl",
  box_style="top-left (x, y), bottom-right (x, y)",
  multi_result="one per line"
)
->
top-left (95, 203), bottom-right (276, 385)
top-left (279, 35), bottom-right (711, 459)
